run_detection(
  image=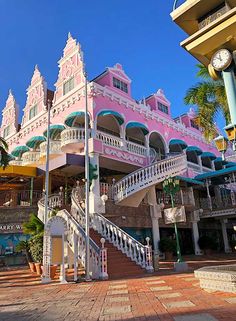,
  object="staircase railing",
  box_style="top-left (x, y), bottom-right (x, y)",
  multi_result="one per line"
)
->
top-left (38, 194), bottom-right (62, 223)
top-left (71, 189), bottom-right (154, 272)
top-left (113, 153), bottom-right (187, 203)
top-left (38, 194), bottom-right (108, 280)
top-left (57, 209), bottom-right (107, 279)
